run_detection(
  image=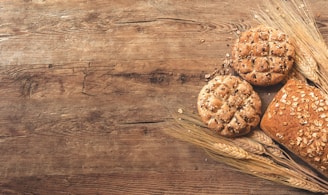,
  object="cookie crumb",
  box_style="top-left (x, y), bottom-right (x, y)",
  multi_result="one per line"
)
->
top-left (205, 74), bottom-right (211, 79)
top-left (178, 108), bottom-right (184, 114)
